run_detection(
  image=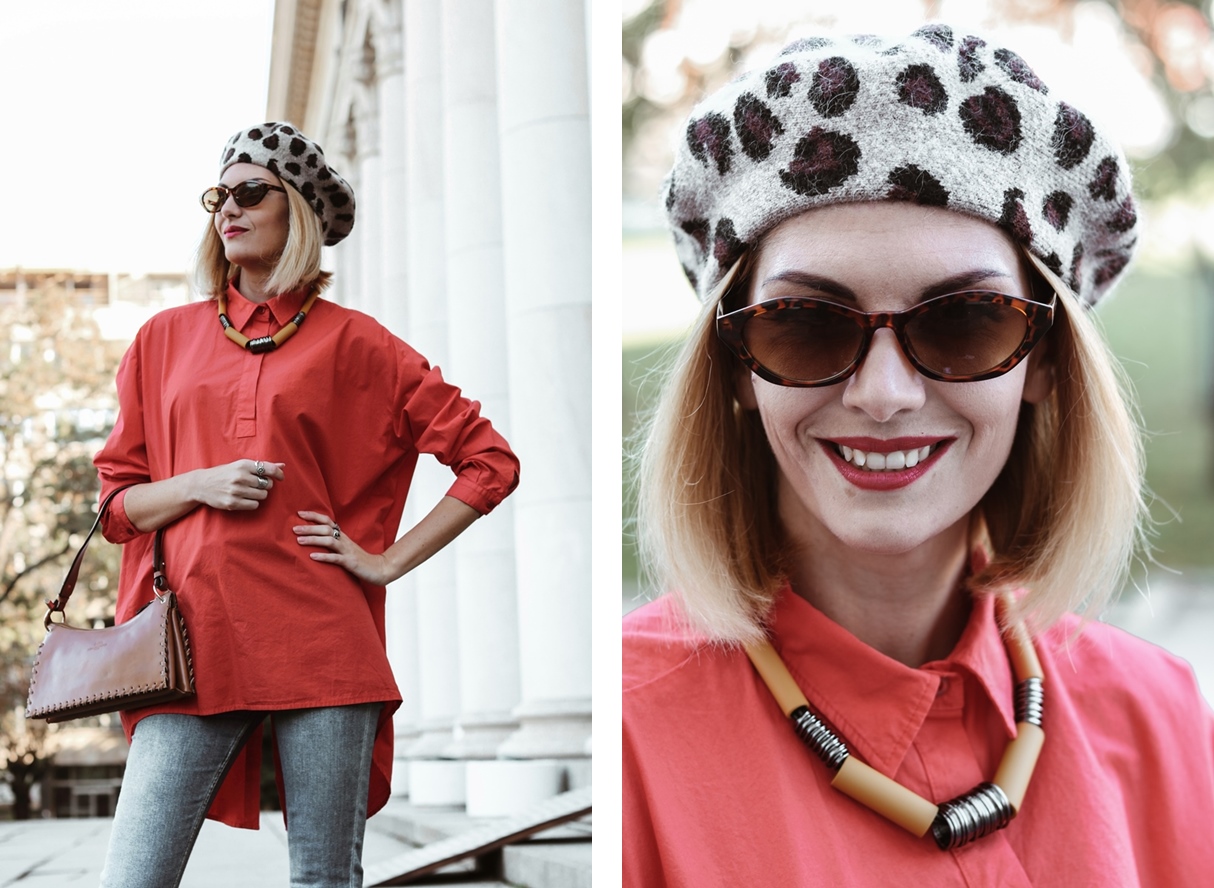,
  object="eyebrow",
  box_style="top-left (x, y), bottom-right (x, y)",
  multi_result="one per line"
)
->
top-left (760, 268), bottom-right (1018, 304)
